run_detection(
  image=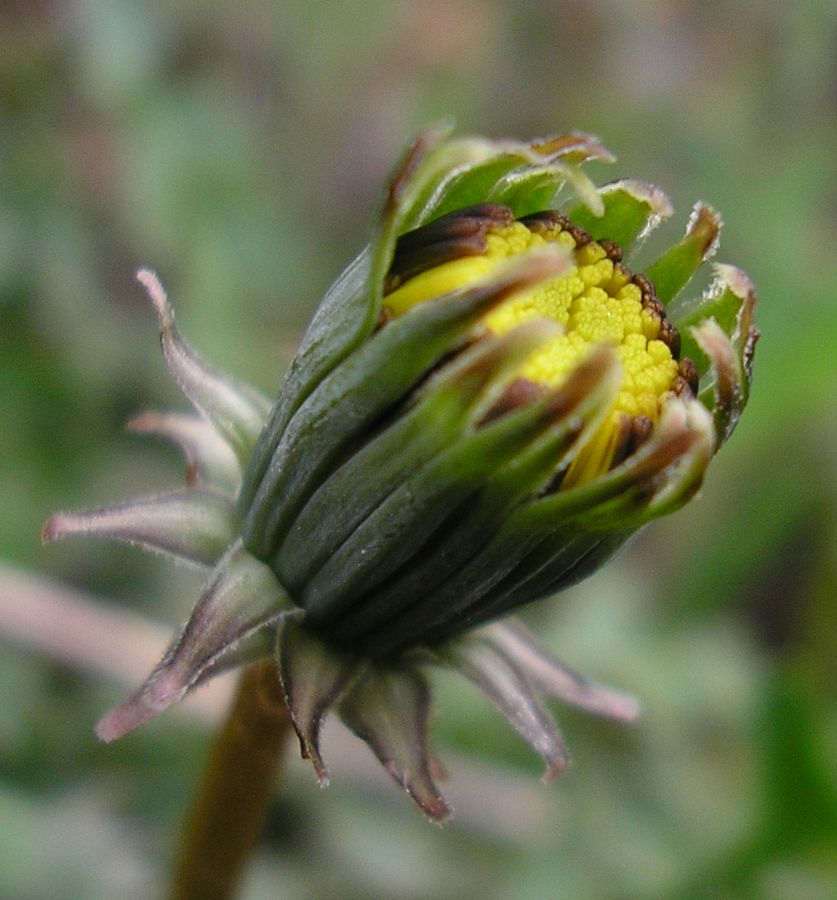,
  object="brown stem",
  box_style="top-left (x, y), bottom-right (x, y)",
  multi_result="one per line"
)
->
top-left (170, 660), bottom-right (292, 900)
